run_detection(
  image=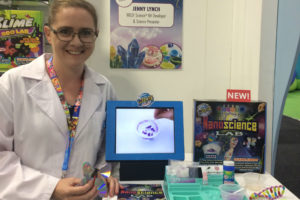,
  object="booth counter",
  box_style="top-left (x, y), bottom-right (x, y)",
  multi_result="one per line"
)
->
top-left (103, 173), bottom-right (297, 200)
top-left (103, 153), bottom-right (299, 199)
